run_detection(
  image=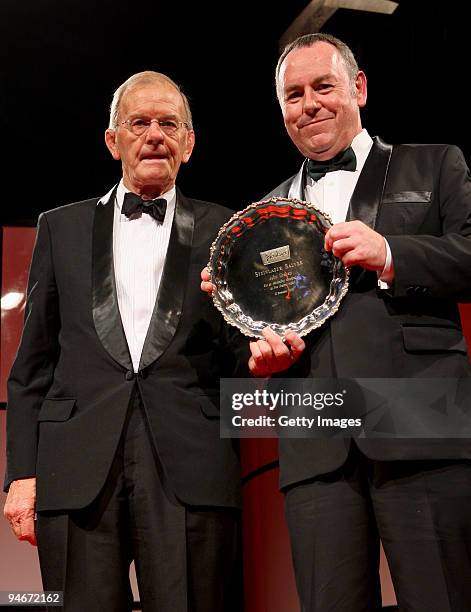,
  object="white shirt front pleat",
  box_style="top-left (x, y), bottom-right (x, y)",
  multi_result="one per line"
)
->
top-left (113, 180), bottom-right (176, 372)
